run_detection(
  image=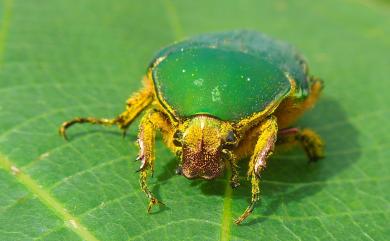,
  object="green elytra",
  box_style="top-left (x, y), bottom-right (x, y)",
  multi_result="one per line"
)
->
top-left (151, 30), bottom-right (309, 121)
